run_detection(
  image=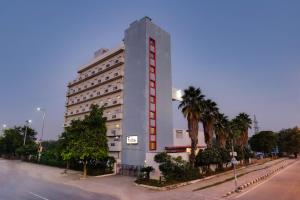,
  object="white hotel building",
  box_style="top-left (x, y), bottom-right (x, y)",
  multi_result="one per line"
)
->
top-left (64, 17), bottom-right (203, 169)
